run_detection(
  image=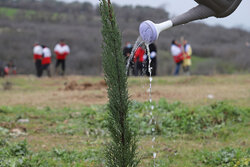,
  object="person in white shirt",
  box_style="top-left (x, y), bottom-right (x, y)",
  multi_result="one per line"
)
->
top-left (33, 42), bottom-right (43, 77)
top-left (42, 45), bottom-right (52, 77)
top-left (171, 40), bottom-right (184, 76)
top-left (54, 39), bottom-right (70, 76)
